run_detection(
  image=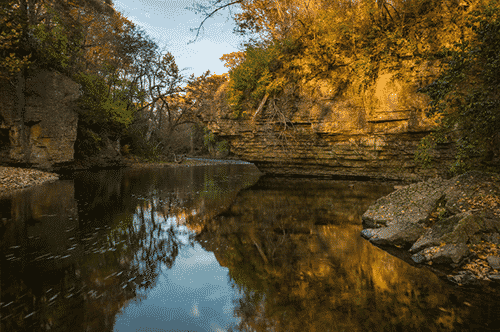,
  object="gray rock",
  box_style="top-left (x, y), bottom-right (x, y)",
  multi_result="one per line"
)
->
top-left (361, 171), bottom-right (500, 289)
top-left (482, 232), bottom-right (500, 244)
top-left (360, 228), bottom-right (377, 240)
top-left (487, 274), bottom-right (500, 282)
top-left (362, 177), bottom-right (449, 228)
top-left (444, 171), bottom-right (500, 215)
top-left (432, 243), bottom-right (470, 265)
top-left (411, 244), bottom-right (470, 265)
top-left (448, 270), bottom-right (480, 286)
top-left (411, 252), bottom-right (426, 264)
top-left (368, 222), bottom-right (426, 247)
top-left (487, 255), bottom-right (500, 270)
top-left (410, 211), bottom-right (484, 253)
